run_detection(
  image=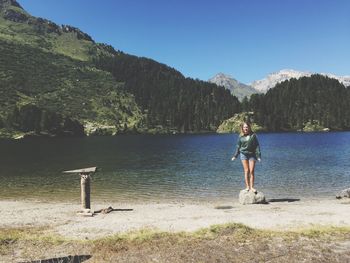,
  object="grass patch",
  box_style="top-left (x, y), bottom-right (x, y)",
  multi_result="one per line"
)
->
top-left (91, 222), bottom-right (271, 258)
top-left (1, 224), bottom-right (350, 262)
top-left (295, 225), bottom-right (350, 238)
top-left (0, 227), bottom-right (74, 261)
top-left (93, 223), bottom-right (258, 245)
top-left (0, 226), bottom-right (66, 242)
top-left (193, 222), bottom-right (258, 239)
top-left (89, 224), bottom-right (350, 262)
top-left (0, 227), bottom-right (66, 253)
